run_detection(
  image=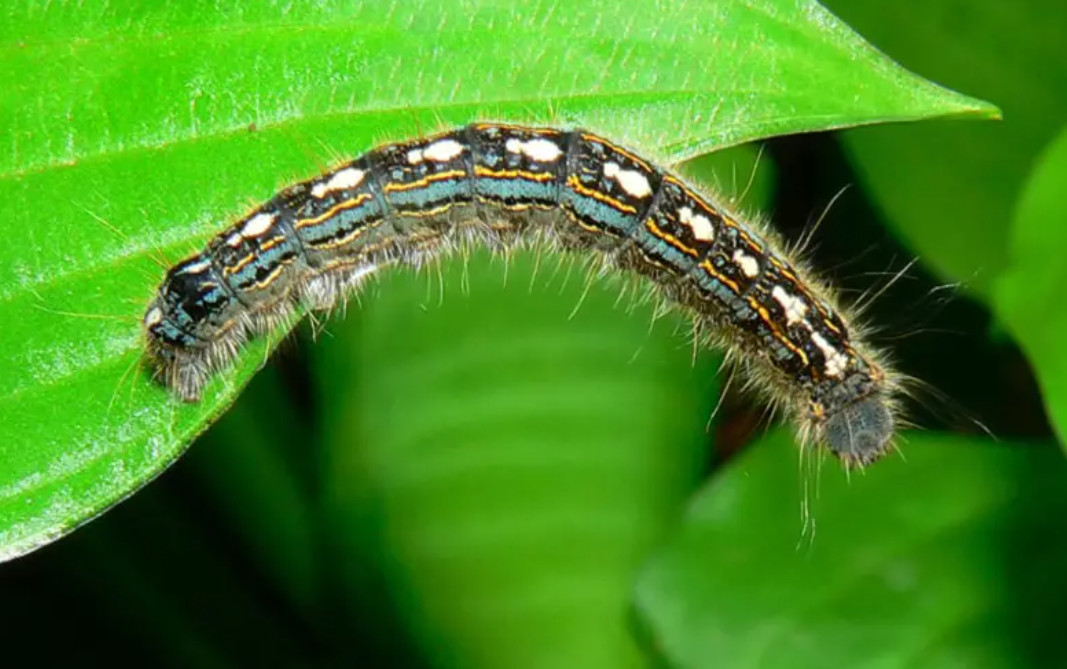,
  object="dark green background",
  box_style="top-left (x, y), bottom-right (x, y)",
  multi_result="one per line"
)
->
top-left (2, 1), bottom-right (1065, 668)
